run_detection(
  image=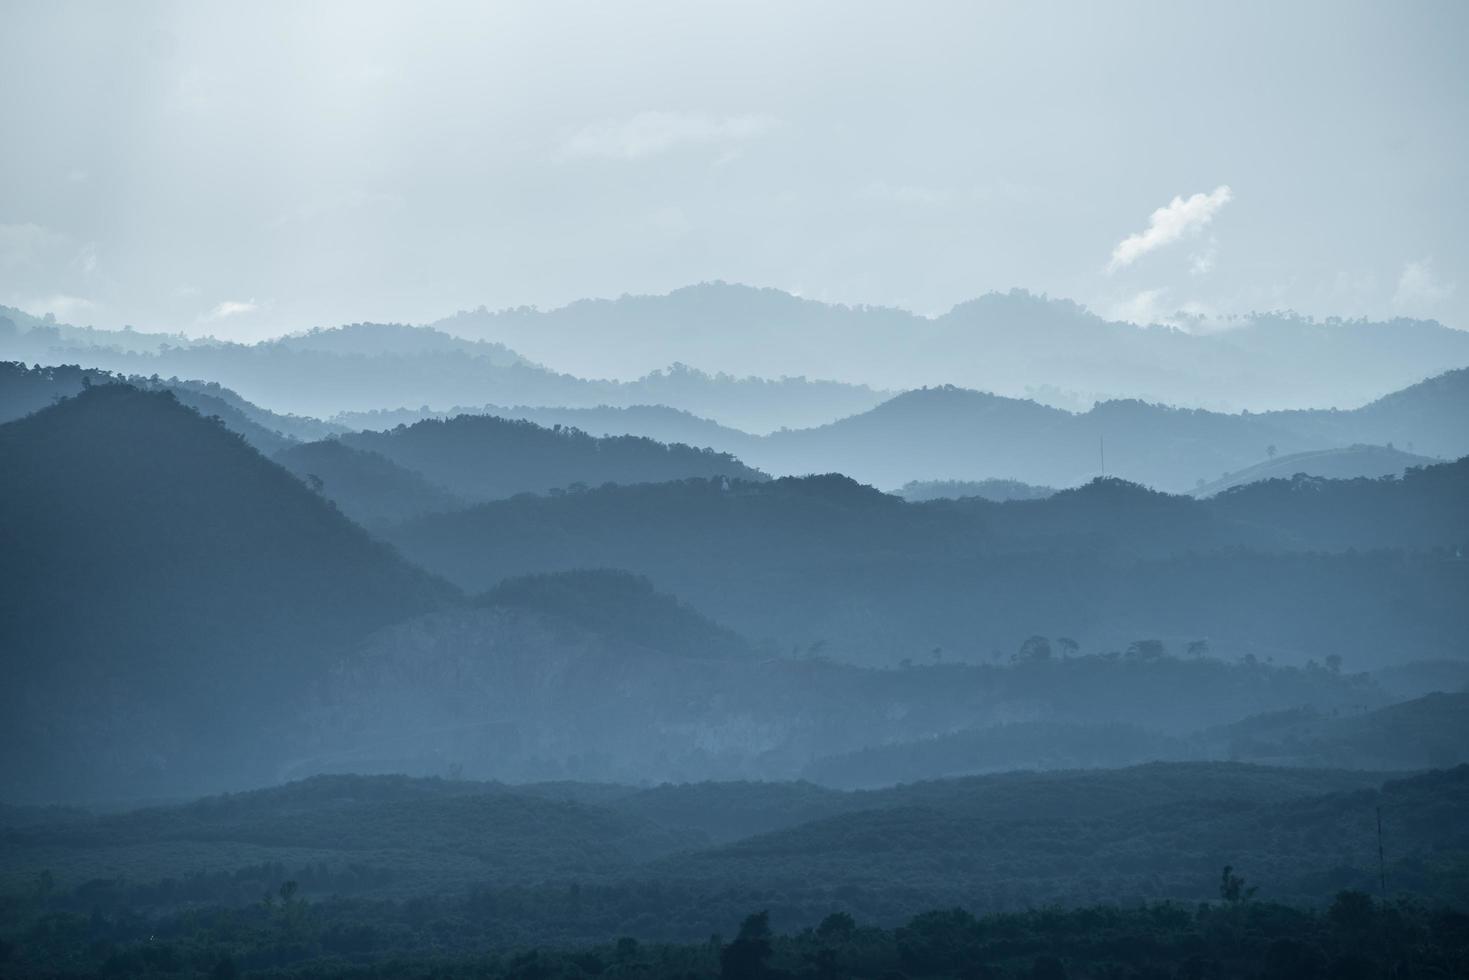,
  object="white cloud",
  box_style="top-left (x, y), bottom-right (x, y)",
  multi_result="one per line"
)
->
top-left (1392, 258), bottom-right (1454, 312)
top-left (1108, 185), bottom-right (1233, 274)
top-left (558, 111), bottom-right (779, 161)
top-left (206, 299), bottom-right (259, 320)
top-left (1108, 288), bottom-right (1171, 326)
top-left (1107, 287), bottom-right (1248, 335)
